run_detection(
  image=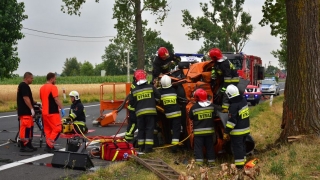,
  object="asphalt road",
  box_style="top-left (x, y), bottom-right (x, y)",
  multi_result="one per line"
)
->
top-left (0, 82), bottom-right (285, 179)
top-left (0, 103), bottom-right (128, 180)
